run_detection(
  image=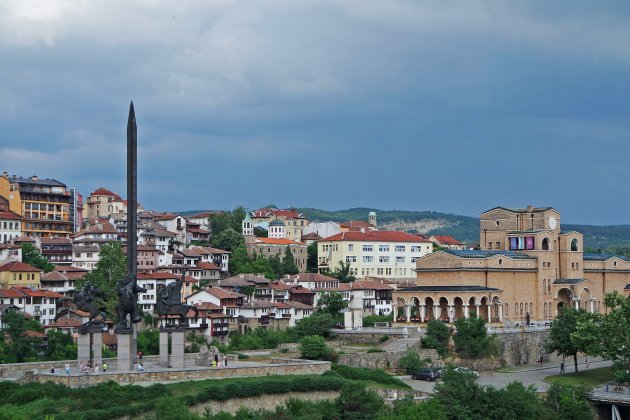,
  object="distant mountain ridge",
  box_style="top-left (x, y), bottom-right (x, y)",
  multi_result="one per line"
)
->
top-left (177, 207), bottom-right (630, 250)
top-left (295, 207), bottom-right (630, 250)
